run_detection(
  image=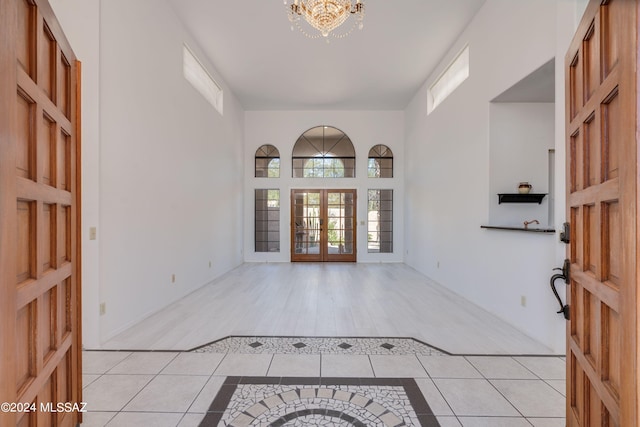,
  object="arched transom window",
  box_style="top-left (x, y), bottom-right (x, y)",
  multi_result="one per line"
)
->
top-left (368, 144), bottom-right (393, 178)
top-left (255, 144), bottom-right (280, 178)
top-left (292, 126), bottom-right (355, 178)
